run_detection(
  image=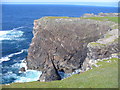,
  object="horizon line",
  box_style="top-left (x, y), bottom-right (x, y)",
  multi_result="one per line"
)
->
top-left (1, 1), bottom-right (119, 3)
